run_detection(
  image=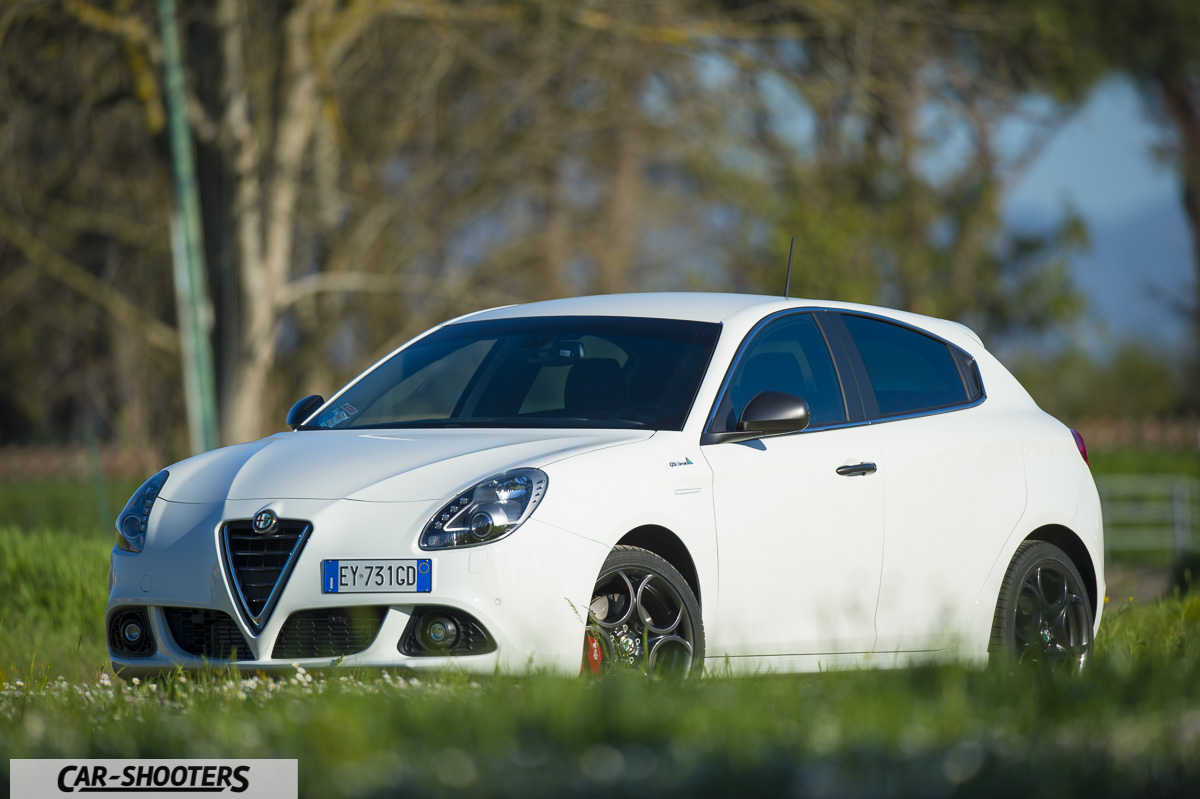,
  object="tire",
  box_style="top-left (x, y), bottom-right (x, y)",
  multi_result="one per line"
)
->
top-left (989, 541), bottom-right (1094, 671)
top-left (582, 545), bottom-right (704, 678)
